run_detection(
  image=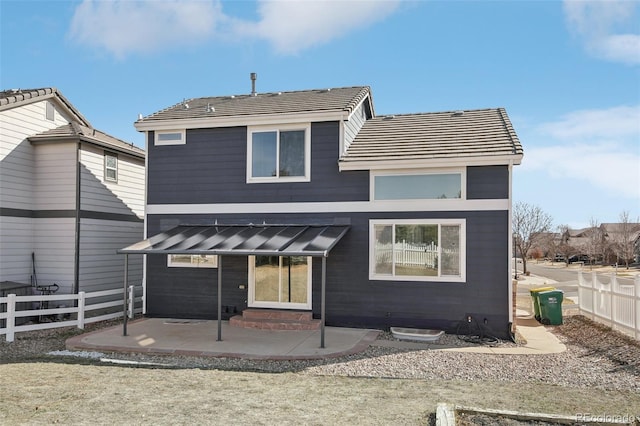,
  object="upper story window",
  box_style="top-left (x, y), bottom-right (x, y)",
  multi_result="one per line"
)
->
top-left (155, 130), bottom-right (185, 146)
top-left (373, 170), bottom-right (463, 200)
top-left (104, 152), bottom-right (118, 182)
top-left (247, 124), bottom-right (310, 183)
top-left (370, 219), bottom-right (465, 282)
